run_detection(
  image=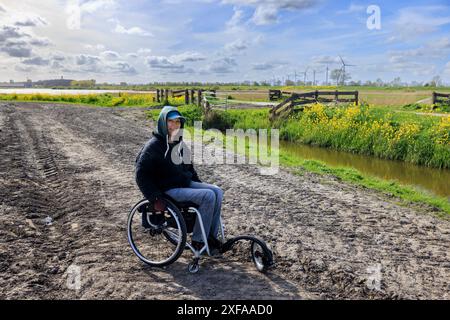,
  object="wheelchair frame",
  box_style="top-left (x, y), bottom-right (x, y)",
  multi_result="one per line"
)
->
top-left (127, 197), bottom-right (274, 274)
